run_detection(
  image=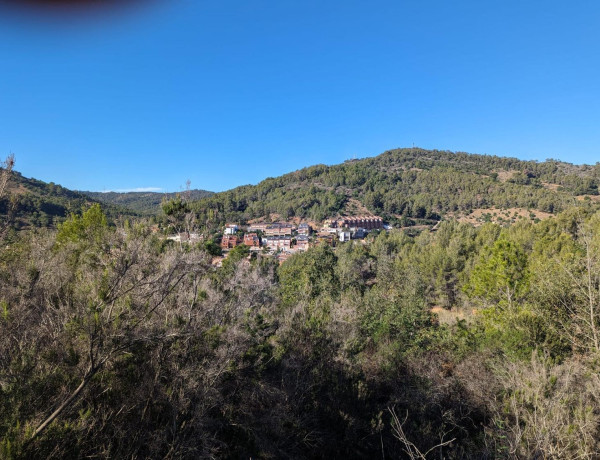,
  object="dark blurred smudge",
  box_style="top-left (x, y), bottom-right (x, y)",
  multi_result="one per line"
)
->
top-left (0, 0), bottom-right (158, 19)
top-left (0, 0), bottom-right (145, 8)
